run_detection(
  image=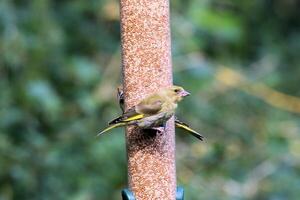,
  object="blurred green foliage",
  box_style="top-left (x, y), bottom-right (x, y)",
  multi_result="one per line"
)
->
top-left (1, 0), bottom-right (300, 199)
